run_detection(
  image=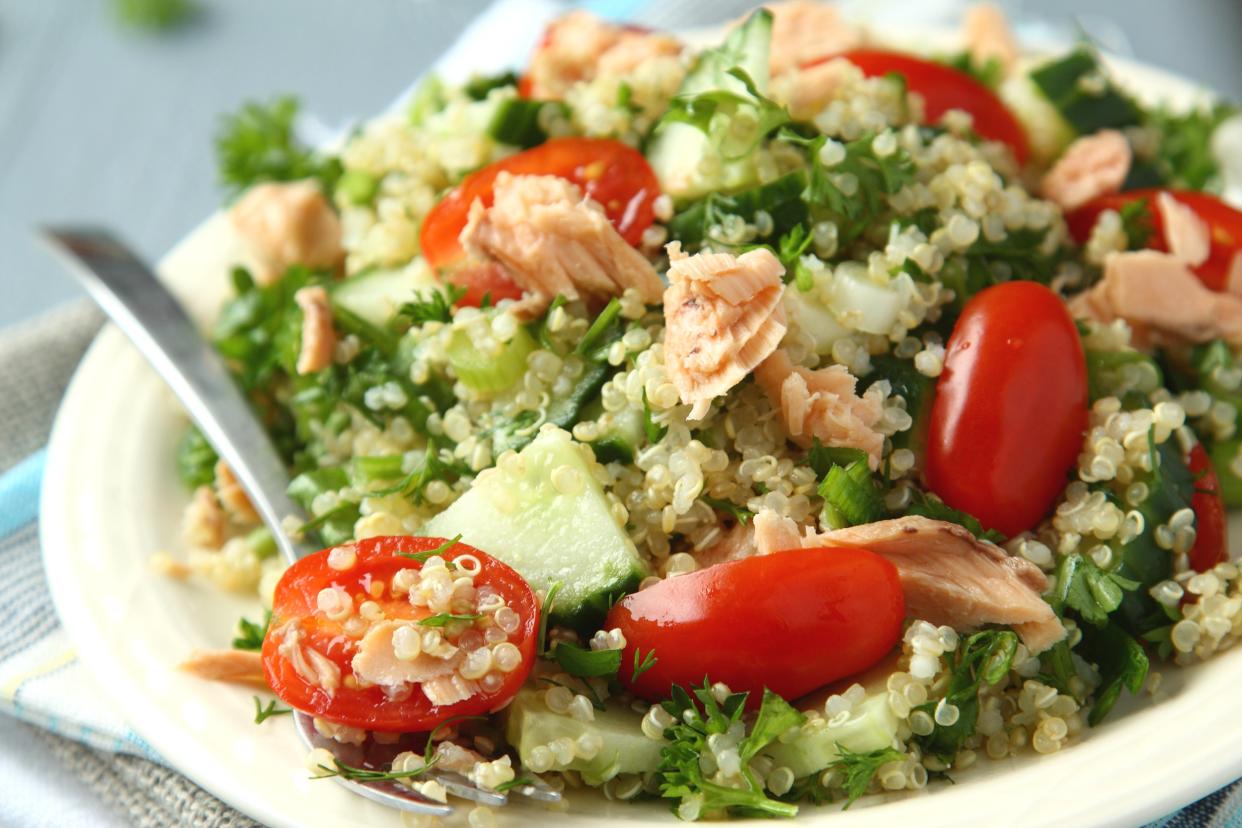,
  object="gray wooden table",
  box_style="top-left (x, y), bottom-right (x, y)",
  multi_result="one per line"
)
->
top-left (2, 0), bottom-right (1241, 330)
